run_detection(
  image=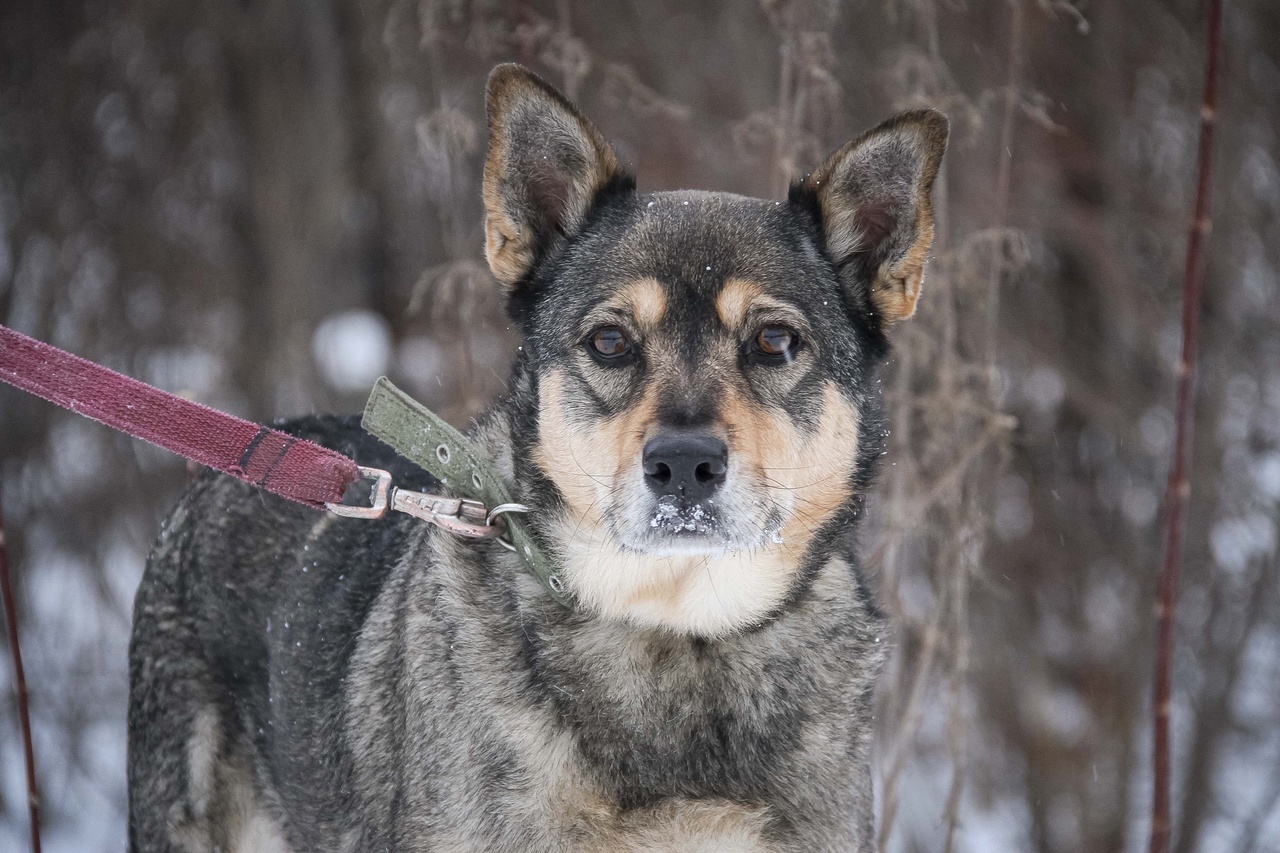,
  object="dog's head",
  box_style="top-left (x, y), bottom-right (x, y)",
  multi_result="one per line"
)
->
top-left (484, 65), bottom-right (946, 637)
